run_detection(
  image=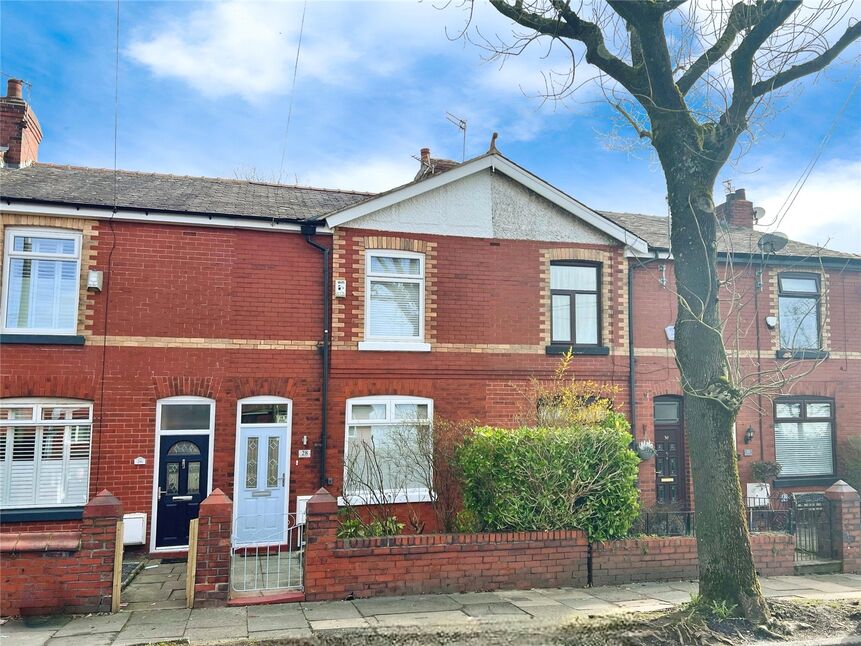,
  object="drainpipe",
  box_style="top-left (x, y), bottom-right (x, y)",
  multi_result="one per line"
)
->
top-left (302, 224), bottom-right (331, 488)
